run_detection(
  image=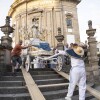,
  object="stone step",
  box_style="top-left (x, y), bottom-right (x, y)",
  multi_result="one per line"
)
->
top-left (0, 81), bottom-right (25, 87)
top-left (52, 94), bottom-right (96, 100)
top-left (38, 83), bottom-right (69, 92)
top-left (85, 92), bottom-right (98, 100)
top-left (0, 72), bottom-right (23, 76)
top-left (29, 68), bottom-right (69, 99)
top-left (30, 68), bottom-right (53, 71)
top-left (32, 74), bottom-right (64, 80)
top-left (0, 93), bottom-right (31, 100)
top-left (0, 68), bottom-right (32, 100)
top-left (29, 68), bottom-right (96, 100)
top-left (43, 89), bottom-right (95, 100)
top-left (35, 78), bottom-right (68, 85)
top-left (42, 89), bottom-right (78, 100)
top-left (30, 70), bottom-right (57, 75)
top-left (71, 92), bottom-right (96, 100)
top-left (0, 71), bottom-right (31, 100)
top-left (0, 86), bottom-right (28, 94)
top-left (0, 76), bottom-right (24, 81)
